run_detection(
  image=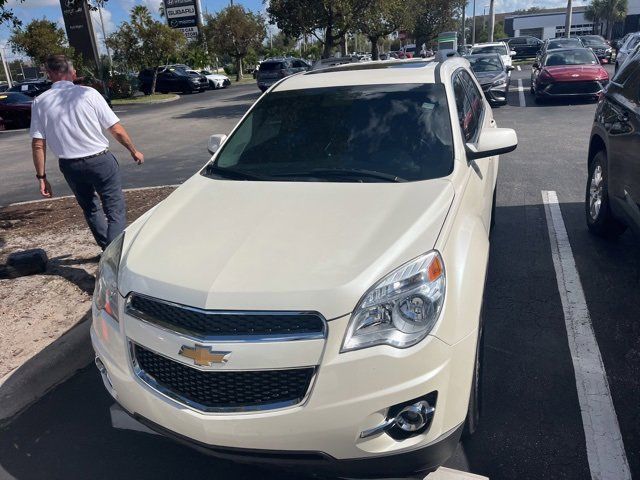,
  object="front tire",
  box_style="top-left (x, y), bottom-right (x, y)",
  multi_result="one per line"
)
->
top-left (585, 150), bottom-right (626, 238)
